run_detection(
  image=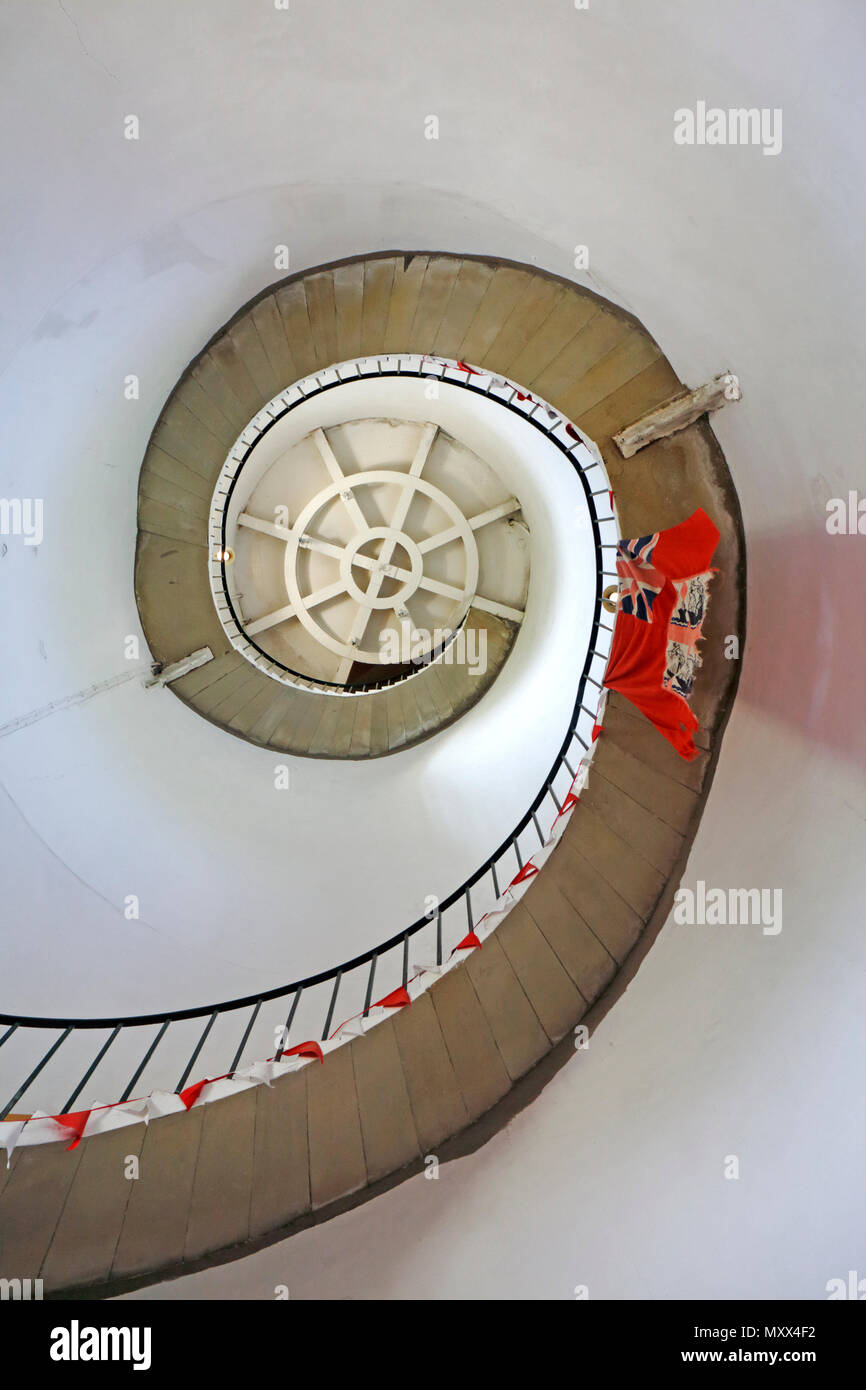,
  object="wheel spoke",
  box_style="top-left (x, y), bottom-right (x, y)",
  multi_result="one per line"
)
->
top-left (418, 497), bottom-right (521, 555)
top-left (312, 429), bottom-right (368, 532)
